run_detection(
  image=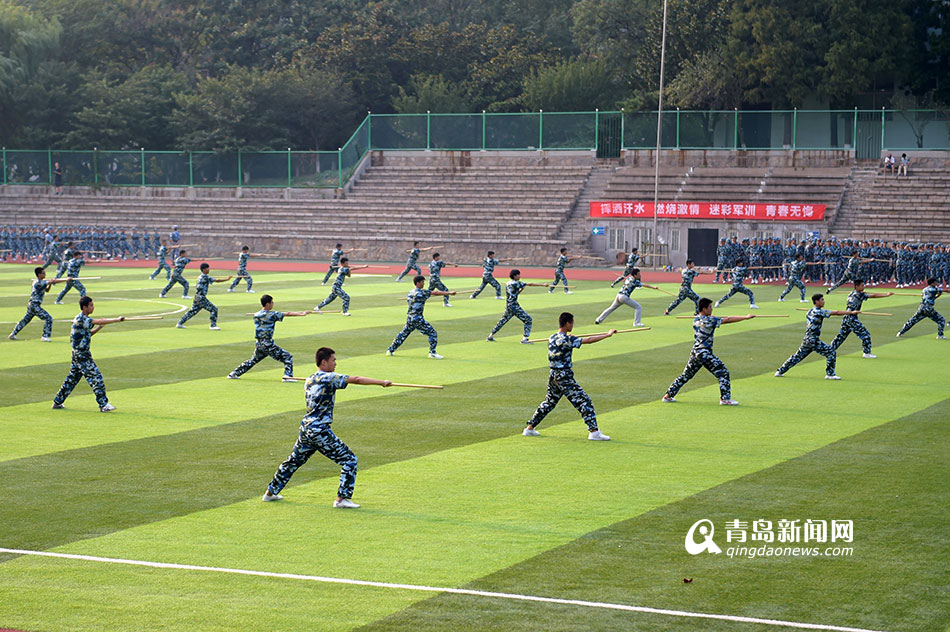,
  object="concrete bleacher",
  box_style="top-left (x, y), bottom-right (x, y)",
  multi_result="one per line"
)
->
top-left (0, 162), bottom-right (593, 264)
